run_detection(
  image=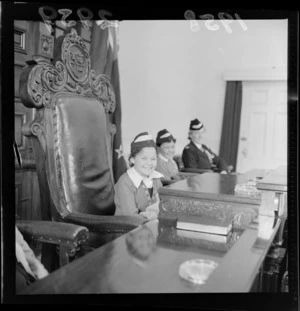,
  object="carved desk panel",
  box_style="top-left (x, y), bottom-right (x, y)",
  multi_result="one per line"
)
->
top-left (159, 171), bottom-right (268, 228)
